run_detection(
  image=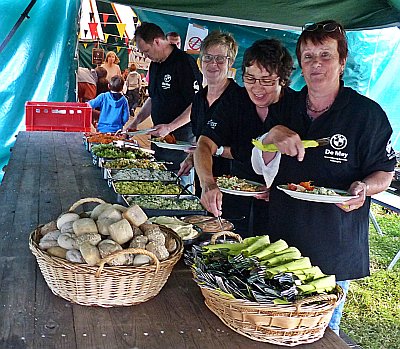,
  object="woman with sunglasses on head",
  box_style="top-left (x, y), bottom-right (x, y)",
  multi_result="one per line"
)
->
top-left (178, 30), bottom-right (239, 197)
top-left (194, 38), bottom-right (294, 236)
top-left (252, 20), bottom-right (396, 333)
